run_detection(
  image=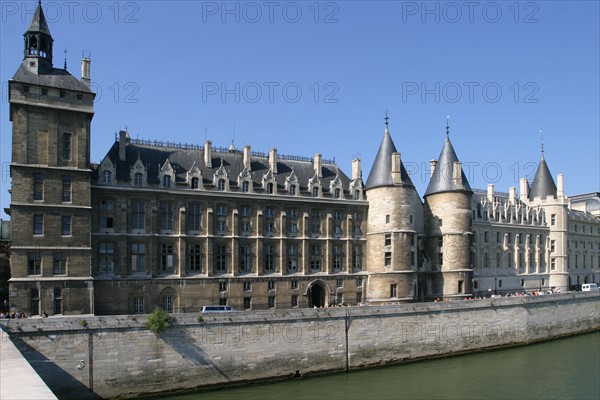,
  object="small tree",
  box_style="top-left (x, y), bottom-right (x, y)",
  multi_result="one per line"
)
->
top-left (146, 307), bottom-right (170, 334)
